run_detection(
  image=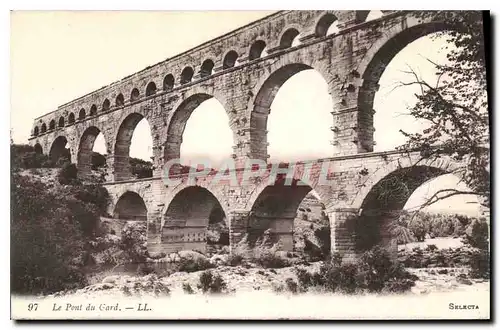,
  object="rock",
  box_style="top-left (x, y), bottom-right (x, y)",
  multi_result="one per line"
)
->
top-left (102, 275), bottom-right (121, 284)
top-left (210, 254), bottom-right (228, 265)
top-left (457, 277), bottom-right (473, 285)
top-left (178, 250), bottom-right (206, 260)
top-left (148, 251), bottom-right (166, 259)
